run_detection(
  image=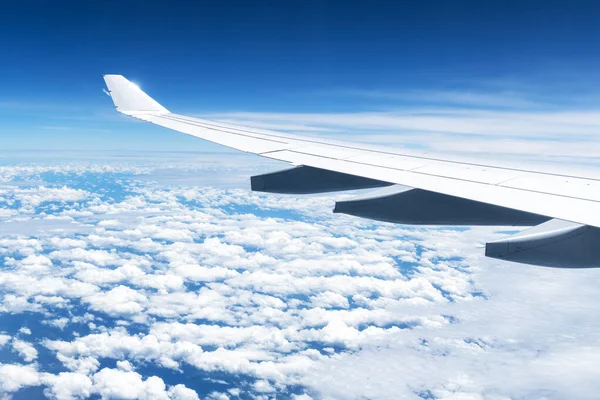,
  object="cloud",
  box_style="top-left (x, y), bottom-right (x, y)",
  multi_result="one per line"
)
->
top-left (322, 88), bottom-right (546, 109)
top-left (0, 363), bottom-right (41, 392)
top-left (42, 372), bottom-right (93, 400)
top-left (84, 285), bottom-right (147, 317)
top-left (18, 327), bottom-right (31, 335)
top-left (3, 366), bottom-right (202, 400)
top-left (6, 186), bottom-right (91, 209)
top-left (0, 334), bottom-right (11, 347)
top-left (0, 159), bottom-right (599, 399)
top-left (253, 379), bottom-right (275, 393)
top-left (168, 385), bottom-right (200, 400)
top-left (205, 108), bottom-right (600, 138)
top-left (0, 362), bottom-right (199, 400)
top-left (200, 104), bottom-right (600, 162)
top-left (91, 368), bottom-right (171, 400)
top-left (12, 339), bottom-right (38, 362)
